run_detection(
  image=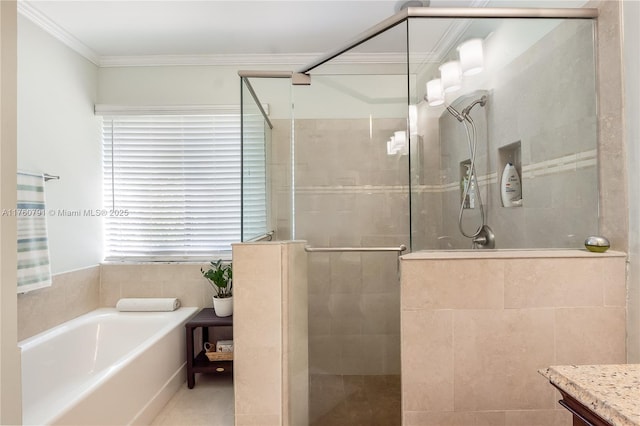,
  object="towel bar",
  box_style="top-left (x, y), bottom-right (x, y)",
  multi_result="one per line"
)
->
top-left (304, 244), bottom-right (407, 253)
